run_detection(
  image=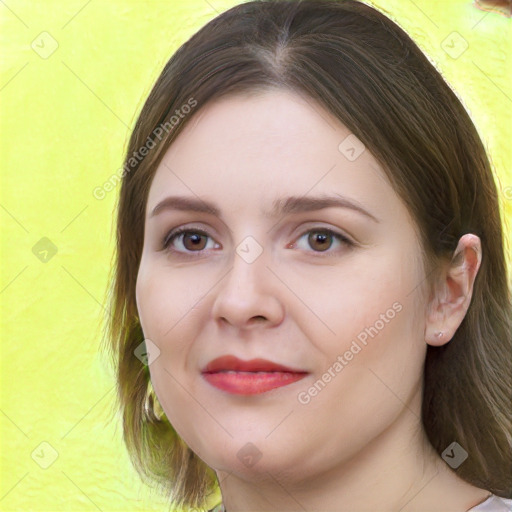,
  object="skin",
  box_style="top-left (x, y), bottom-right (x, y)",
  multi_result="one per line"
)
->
top-left (136, 89), bottom-right (490, 511)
